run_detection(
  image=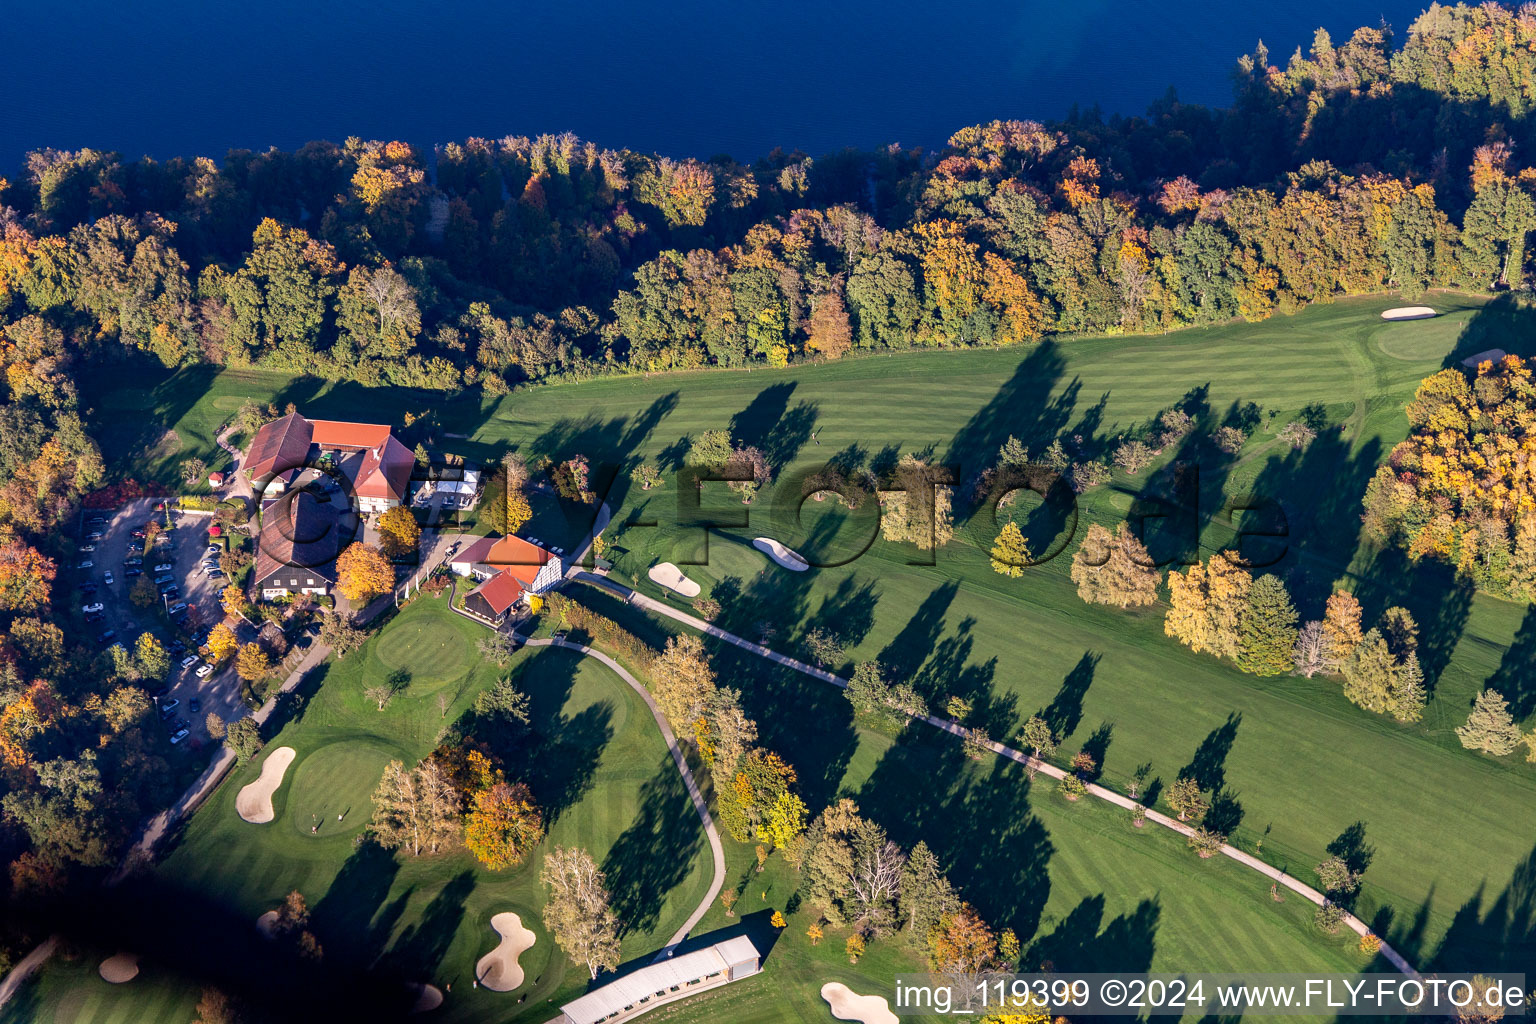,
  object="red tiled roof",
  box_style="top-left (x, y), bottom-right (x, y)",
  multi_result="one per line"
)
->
top-left (454, 535), bottom-right (498, 564)
top-left (352, 435), bottom-right (415, 501)
top-left (245, 413), bottom-right (313, 482)
top-left (309, 420), bottom-right (394, 450)
top-left (467, 571), bottom-right (524, 615)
